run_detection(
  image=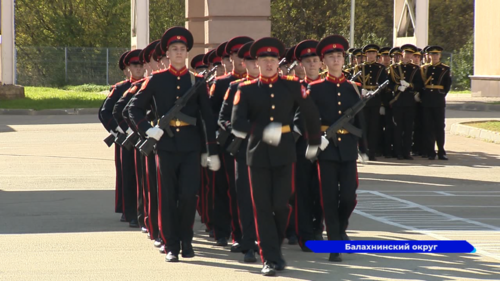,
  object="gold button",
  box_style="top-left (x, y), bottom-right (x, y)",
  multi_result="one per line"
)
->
top-left (272, 105), bottom-right (275, 109)
top-left (176, 128), bottom-right (180, 132)
top-left (338, 110), bottom-right (342, 114)
top-left (270, 94), bottom-right (274, 98)
top-left (176, 96), bottom-right (179, 99)
top-left (370, 71), bottom-right (372, 73)
top-left (338, 137), bottom-right (341, 142)
top-left (430, 90), bottom-right (433, 92)
top-left (337, 84), bottom-right (340, 87)
top-left (177, 86), bottom-right (180, 89)
top-left (338, 93), bottom-right (341, 96)
top-left (270, 117), bottom-right (274, 121)
top-left (177, 76), bottom-right (181, 80)
top-left (433, 67), bottom-right (436, 70)
top-left (269, 84), bottom-right (273, 88)
top-left (404, 71), bottom-right (406, 73)
top-left (338, 101), bottom-right (341, 105)
top-left (432, 73), bottom-right (434, 75)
